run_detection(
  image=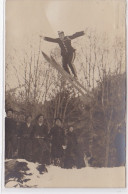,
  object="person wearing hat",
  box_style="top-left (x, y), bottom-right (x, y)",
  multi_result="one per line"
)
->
top-left (40, 31), bottom-right (85, 78)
